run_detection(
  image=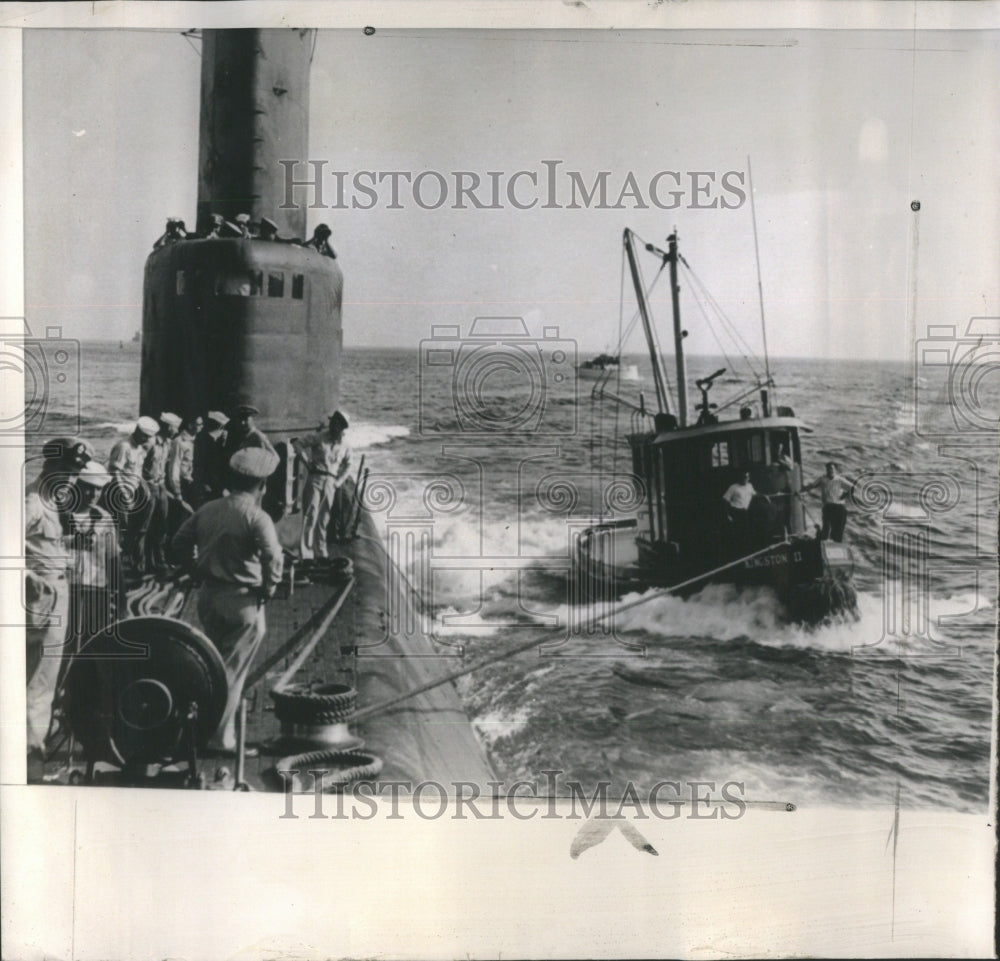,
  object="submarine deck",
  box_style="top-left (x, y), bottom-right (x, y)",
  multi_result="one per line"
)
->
top-left (29, 507), bottom-right (497, 793)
